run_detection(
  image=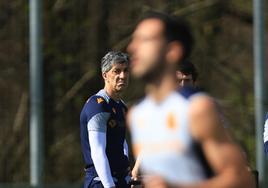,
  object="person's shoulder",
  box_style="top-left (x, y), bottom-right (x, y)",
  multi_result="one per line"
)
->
top-left (88, 95), bottom-right (107, 105)
top-left (82, 94), bottom-right (110, 115)
top-left (188, 90), bottom-right (227, 142)
top-left (177, 86), bottom-right (203, 99)
top-left (186, 87), bottom-right (215, 113)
